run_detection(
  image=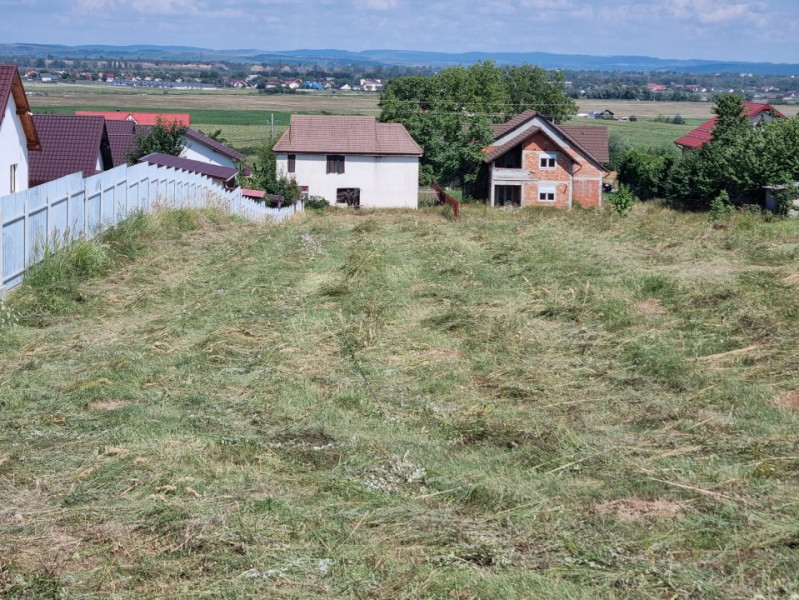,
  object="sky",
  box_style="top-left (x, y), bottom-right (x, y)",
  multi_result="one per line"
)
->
top-left (2, 0), bottom-right (798, 63)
